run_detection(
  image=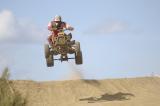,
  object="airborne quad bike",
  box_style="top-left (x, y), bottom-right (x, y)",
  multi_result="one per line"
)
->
top-left (44, 30), bottom-right (83, 67)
